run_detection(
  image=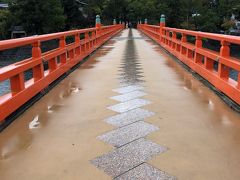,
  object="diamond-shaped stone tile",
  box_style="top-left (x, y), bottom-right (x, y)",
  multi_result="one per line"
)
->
top-left (118, 70), bottom-right (143, 75)
top-left (118, 74), bottom-right (144, 79)
top-left (118, 67), bottom-right (143, 72)
top-left (108, 99), bottom-right (151, 113)
top-left (113, 85), bottom-right (144, 94)
top-left (105, 108), bottom-right (155, 127)
top-left (111, 91), bottom-right (146, 102)
top-left (91, 138), bottom-right (168, 178)
top-left (120, 62), bottom-right (142, 66)
top-left (119, 81), bottom-right (145, 88)
top-left (118, 76), bottom-right (144, 81)
top-left (115, 163), bottom-right (177, 180)
top-left (97, 121), bottom-right (159, 147)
